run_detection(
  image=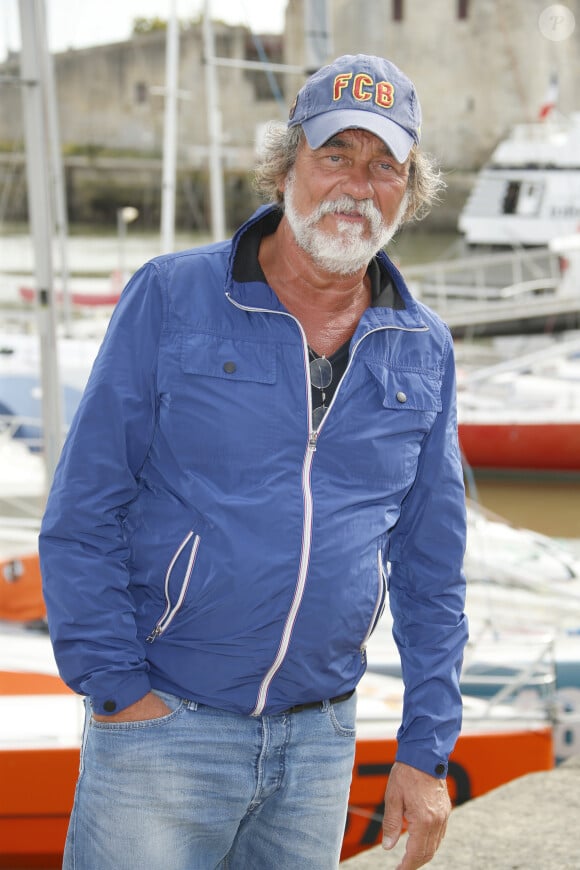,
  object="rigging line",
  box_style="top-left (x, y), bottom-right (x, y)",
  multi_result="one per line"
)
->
top-left (249, 30), bottom-right (286, 113)
top-left (222, 0), bottom-right (287, 112)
